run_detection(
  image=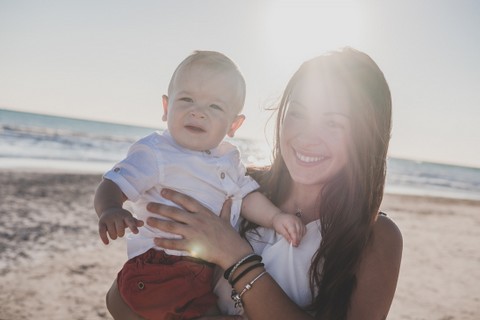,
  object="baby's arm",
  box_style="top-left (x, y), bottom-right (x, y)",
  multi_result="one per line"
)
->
top-left (241, 192), bottom-right (306, 246)
top-left (94, 178), bottom-right (144, 245)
